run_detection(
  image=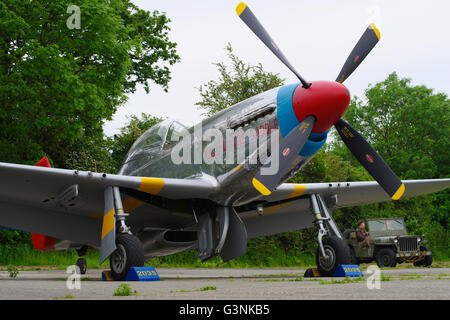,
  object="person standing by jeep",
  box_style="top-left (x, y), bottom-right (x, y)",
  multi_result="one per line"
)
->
top-left (356, 219), bottom-right (370, 248)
